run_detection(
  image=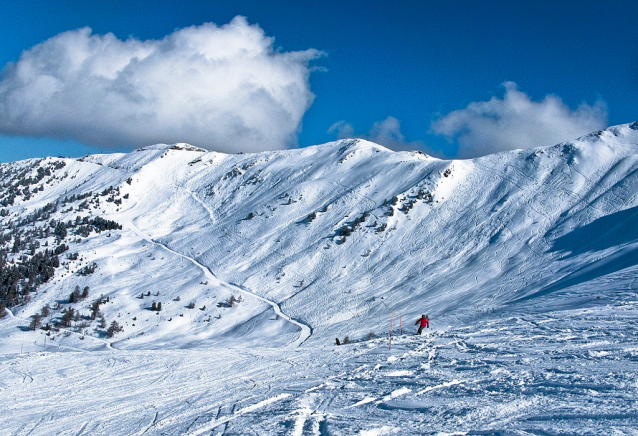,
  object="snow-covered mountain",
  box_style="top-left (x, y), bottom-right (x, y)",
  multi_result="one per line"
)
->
top-left (1, 122), bottom-right (637, 434)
